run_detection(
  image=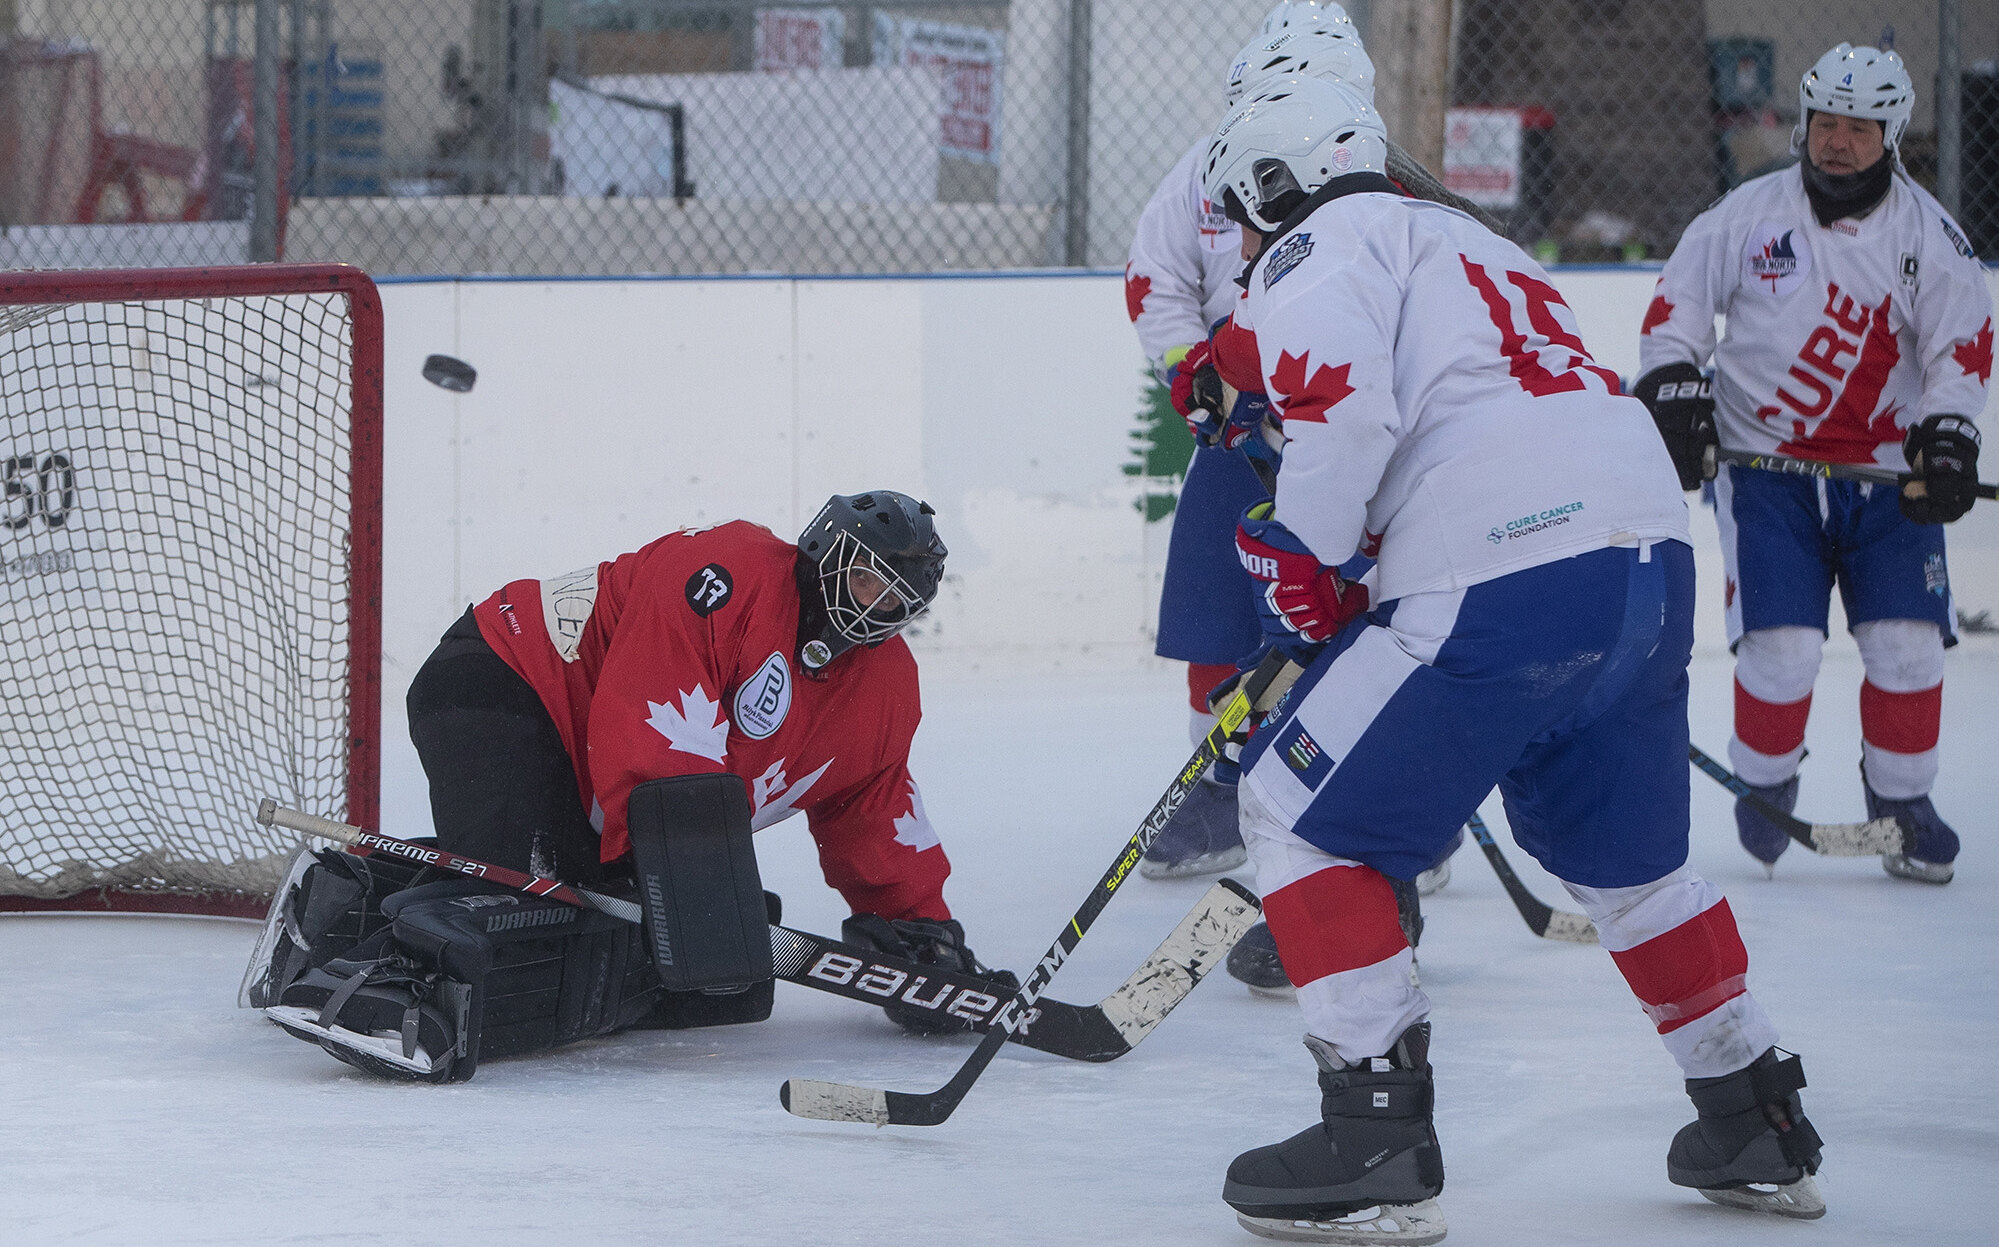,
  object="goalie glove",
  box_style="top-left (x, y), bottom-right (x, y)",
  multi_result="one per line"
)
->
top-left (1235, 501), bottom-right (1368, 656)
top-left (1900, 414), bottom-right (1981, 524)
top-left (1633, 361), bottom-right (1717, 491)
